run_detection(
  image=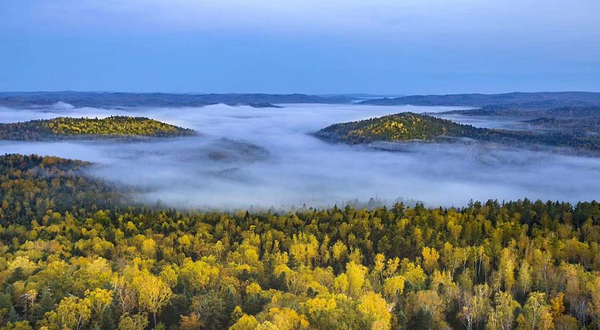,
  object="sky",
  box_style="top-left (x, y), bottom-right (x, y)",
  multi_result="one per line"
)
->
top-left (1, 0), bottom-right (600, 94)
